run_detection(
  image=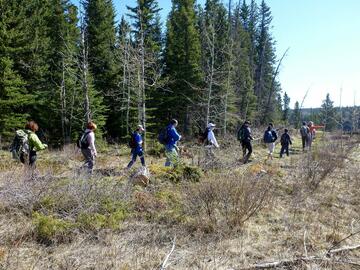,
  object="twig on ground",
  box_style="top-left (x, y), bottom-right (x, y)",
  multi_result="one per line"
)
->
top-left (160, 235), bottom-right (176, 270)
